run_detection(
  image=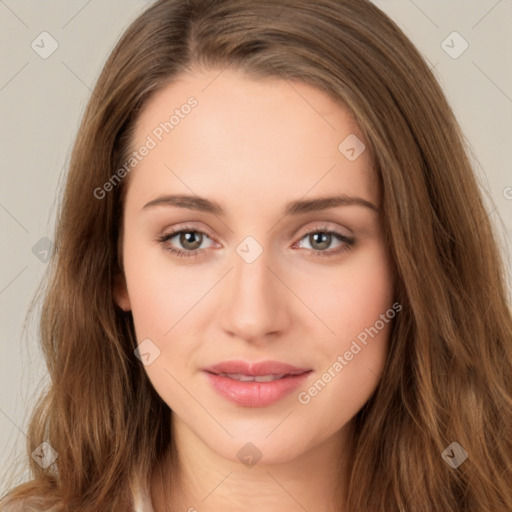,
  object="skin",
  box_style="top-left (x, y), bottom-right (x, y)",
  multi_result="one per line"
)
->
top-left (114, 67), bottom-right (395, 511)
